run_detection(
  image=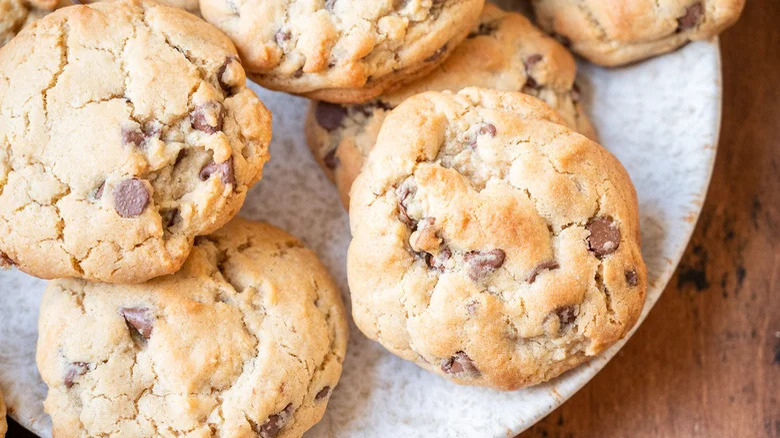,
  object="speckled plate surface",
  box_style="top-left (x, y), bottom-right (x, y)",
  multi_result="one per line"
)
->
top-left (0, 20), bottom-right (720, 438)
